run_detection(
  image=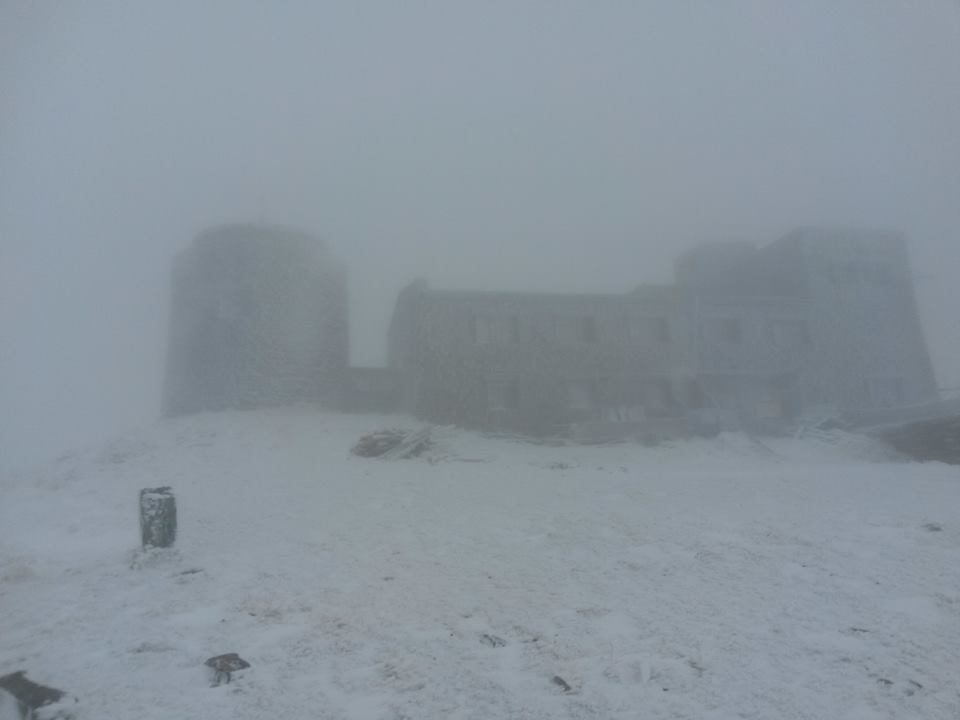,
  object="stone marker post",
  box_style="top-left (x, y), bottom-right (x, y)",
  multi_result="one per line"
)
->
top-left (139, 487), bottom-right (177, 548)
